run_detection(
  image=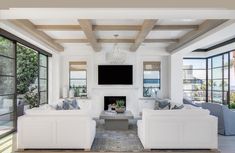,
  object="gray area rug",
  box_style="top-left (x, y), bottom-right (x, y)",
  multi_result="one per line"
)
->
top-left (91, 119), bottom-right (219, 153)
top-left (91, 119), bottom-right (144, 152)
